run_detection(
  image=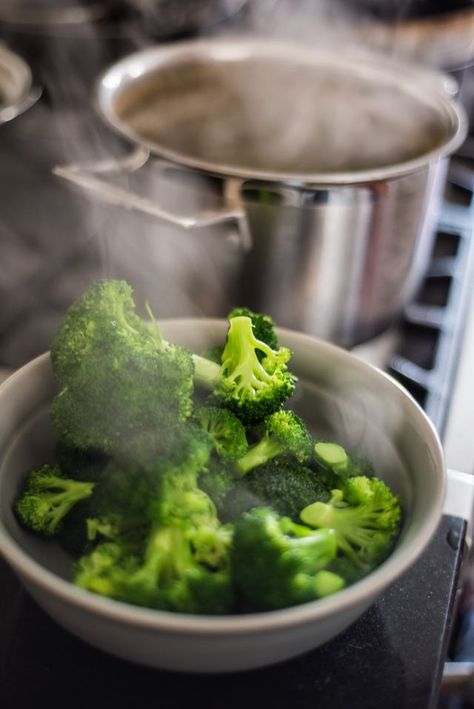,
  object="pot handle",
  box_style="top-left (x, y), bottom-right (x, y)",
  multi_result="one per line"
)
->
top-left (53, 146), bottom-right (252, 250)
top-left (0, 85), bottom-right (42, 124)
